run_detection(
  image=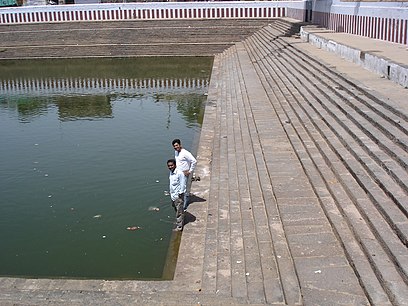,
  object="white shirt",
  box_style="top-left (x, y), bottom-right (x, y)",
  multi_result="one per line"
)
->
top-left (169, 168), bottom-right (185, 201)
top-left (175, 148), bottom-right (197, 173)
